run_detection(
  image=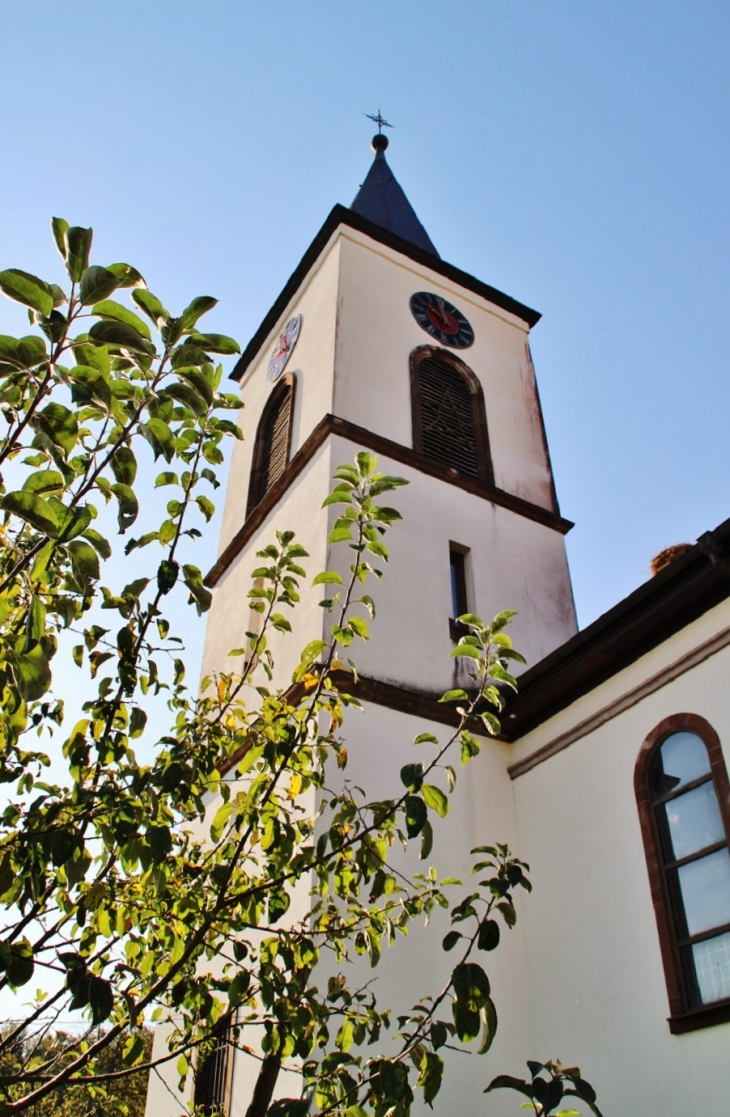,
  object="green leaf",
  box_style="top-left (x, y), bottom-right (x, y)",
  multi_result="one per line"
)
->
top-left (405, 795), bottom-right (427, 838)
top-left (196, 495), bottom-right (215, 522)
top-left (66, 226), bottom-right (93, 282)
top-left (450, 643), bottom-right (483, 660)
top-left (452, 961), bottom-right (490, 1006)
top-left (92, 298), bottom-right (151, 338)
top-left (485, 1075), bottom-right (534, 1099)
top-left (328, 526), bottom-right (353, 543)
top-left (67, 540), bottom-right (100, 587)
top-left (74, 341), bottom-right (110, 376)
top-left (32, 403), bottom-right (78, 455)
top-left (0, 334), bottom-right (47, 370)
top-left (162, 379), bottom-right (207, 416)
top-left (418, 1050), bottom-right (444, 1106)
top-left (139, 418), bottom-right (175, 462)
top-left (349, 615), bottom-right (369, 639)
top-left (299, 639), bottom-right (327, 667)
top-left (89, 319), bottom-right (154, 355)
top-left (228, 969), bottom-right (251, 1008)
top-left (186, 331), bottom-right (240, 354)
top-left (439, 688), bottom-right (469, 703)
top-left (111, 445), bottom-right (137, 486)
top-left (181, 295), bottom-right (217, 330)
top-left (2, 491), bottom-right (59, 537)
top-left (442, 931), bottom-right (461, 952)
top-left (400, 762), bottom-right (423, 792)
top-left (11, 644), bottom-right (51, 701)
top-left (111, 483), bottom-right (139, 532)
top-left (422, 784), bottom-right (449, 817)
top-left (81, 529), bottom-right (111, 559)
top-left (0, 939), bottom-right (34, 988)
top-left (477, 998), bottom-right (498, 1054)
top-left (420, 818), bottom-right (434, 860)
top-left (312, 570), bottom-right (343, 586)
top-left (106, 262), bottom-right (145, 288)
top-left (157, 559), bottom-right (179, 595)
top-left (51, 217), bottom-right (69, 259)
top-left (176, 366), bottom-right (214, 405)
top-left (22, 470), bottom-right (63, 497)
top-left (155, 471), bottom-right (179, 488)
top-left (129, 707), bottom-right (148, 738)
top-left (69, 366), bottom-right (112, 410)
top-left (89, 975), bottom-right (114, 1024)
top-left (132, 288), bottom-right (168, 324)
top-left (79, 266), bottom-right (119, 306)
top-left (477, 919), bottom-right (500, 952)
top-left (183, 563), bottom-right (212, 614)
top-left (23, 595), bottom-right (46, 652)
top-left (0, 269), bottom-right (53, 316)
